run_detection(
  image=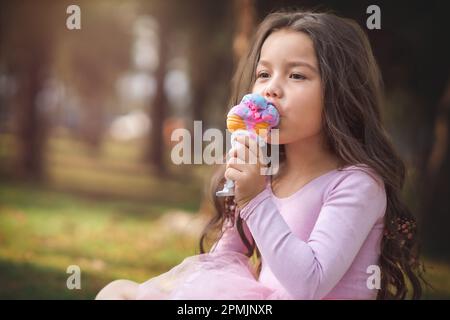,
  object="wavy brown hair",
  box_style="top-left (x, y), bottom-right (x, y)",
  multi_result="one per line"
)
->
top-left (199, 10), bottom-right (426, 299)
